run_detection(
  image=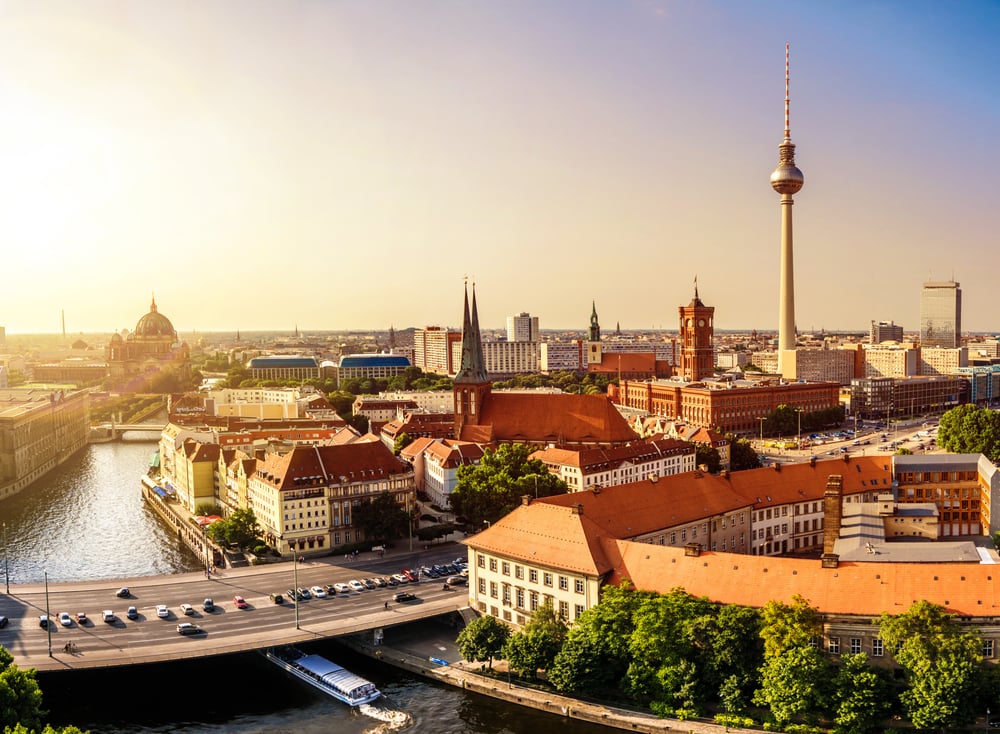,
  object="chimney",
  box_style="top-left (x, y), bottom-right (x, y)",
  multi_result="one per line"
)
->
top-left (821, 553), bottom-right (840, 569)
top-left (684, 542), bottom-right (702, 557)
top-left (822, 475), bottom-right (844, 556)
top-left (572, 504), bottom-right (584, 515)
top-left (521, 494), bottom-right (531, 506)
top-left (809, 455), bottom-right (817, 467)
top-left (649, 474), bottom-right (659, 484)
top-left (773, 462), bottom-right (781, 472)
top-left (721, 469), bottom-right (730, 479)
